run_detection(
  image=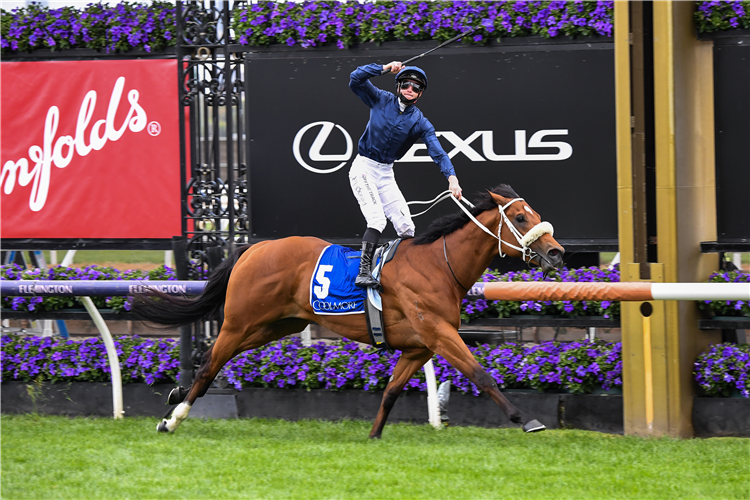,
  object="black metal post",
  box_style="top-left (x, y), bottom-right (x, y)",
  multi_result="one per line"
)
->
top-left (172, 235), bottom-right (193, 386)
